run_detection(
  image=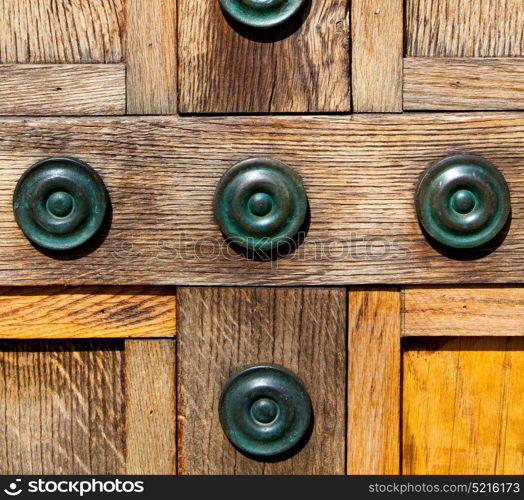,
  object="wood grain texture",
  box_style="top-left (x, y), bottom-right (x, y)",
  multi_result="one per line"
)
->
top-left (406, 0), bottom-right (524, 57)
top-left (177, 288), bottom-right (346, 474)
top-left (351, 0), bottom-right (403, 112)
top-left (0, 0), bottom-right (125, 63)
top-left (1, 115), bottom-right (524, 285)
top-left (404, 58), bottom-right (524, 111)
top-left (125, 339), bottom-right (176, 474)
top-left (347, 287), bottom-right (400, 474)
top-left (0, 64), bottom-right (126, 115)
top-left (403, 338), bottom-right (524, 474)
top-left (0, 287), bottom-right (175, 339)
top-left (403, 286), bottom-right (524, 337)
top-left (126, 0), bottom-right (177, 114)
top-left (177, 0), bottom-right (350, 113)
top-left (0, 341), bottom-right (125, 474)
